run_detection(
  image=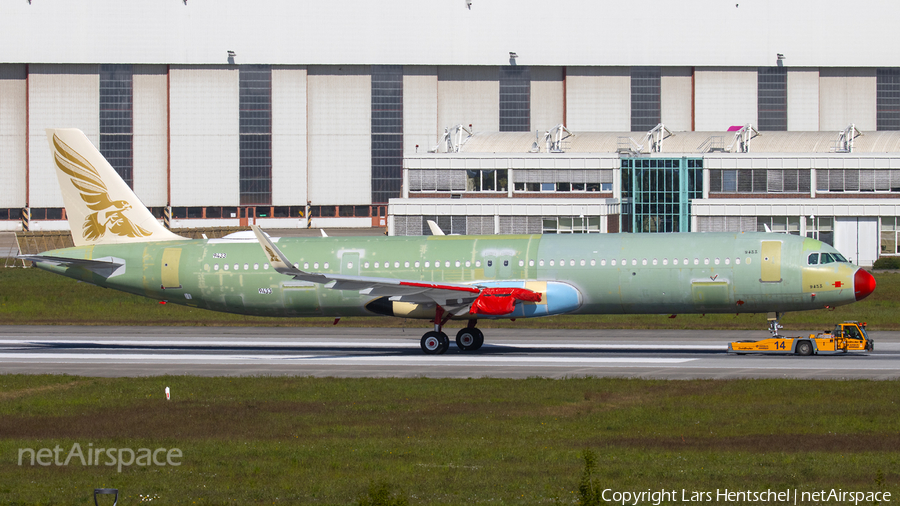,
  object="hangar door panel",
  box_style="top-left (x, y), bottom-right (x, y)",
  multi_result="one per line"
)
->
top-left (835, 217), bottom-right (878, 267)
